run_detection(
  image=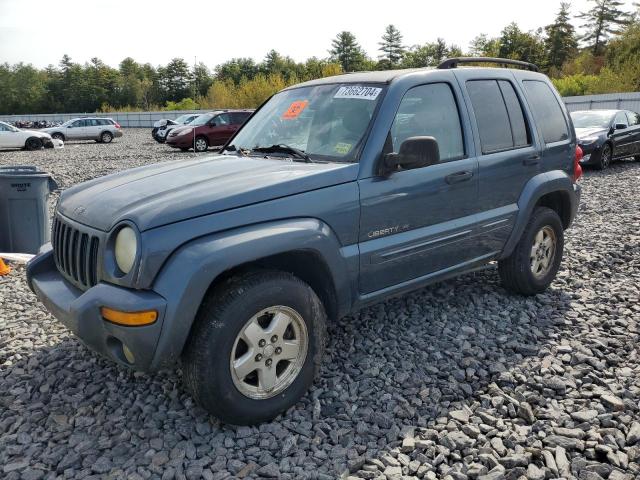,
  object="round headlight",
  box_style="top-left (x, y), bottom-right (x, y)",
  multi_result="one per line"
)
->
top-left (115, 227), bottom-right (138, 274)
